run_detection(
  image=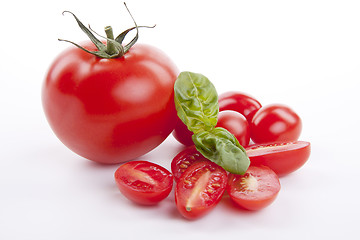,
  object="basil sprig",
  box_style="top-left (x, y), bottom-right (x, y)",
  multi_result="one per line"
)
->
top-left (174, 71), bottom-right (250, 175)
